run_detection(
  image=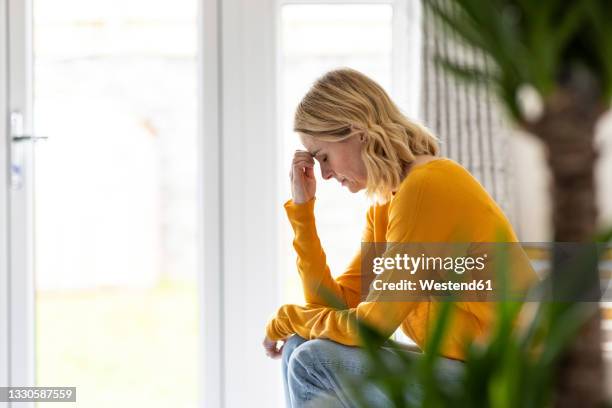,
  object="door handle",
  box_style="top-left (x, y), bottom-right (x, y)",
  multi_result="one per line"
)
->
top-left (11, 111), bottom-right (48, 142)
top-left (12, 135), bottom-right (49, 142)
top-left (9, 111), bottom-right (47, 190)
